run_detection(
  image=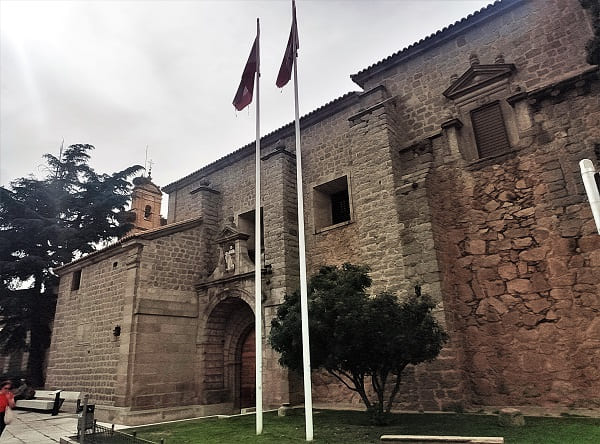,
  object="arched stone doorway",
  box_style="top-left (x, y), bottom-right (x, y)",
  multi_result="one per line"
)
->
top-left (200, 296), bottom-right (254, 411)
